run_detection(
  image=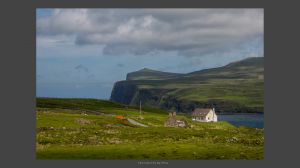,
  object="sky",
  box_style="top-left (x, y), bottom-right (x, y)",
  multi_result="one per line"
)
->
top-left (36, 8), bottom-right (264, 99)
